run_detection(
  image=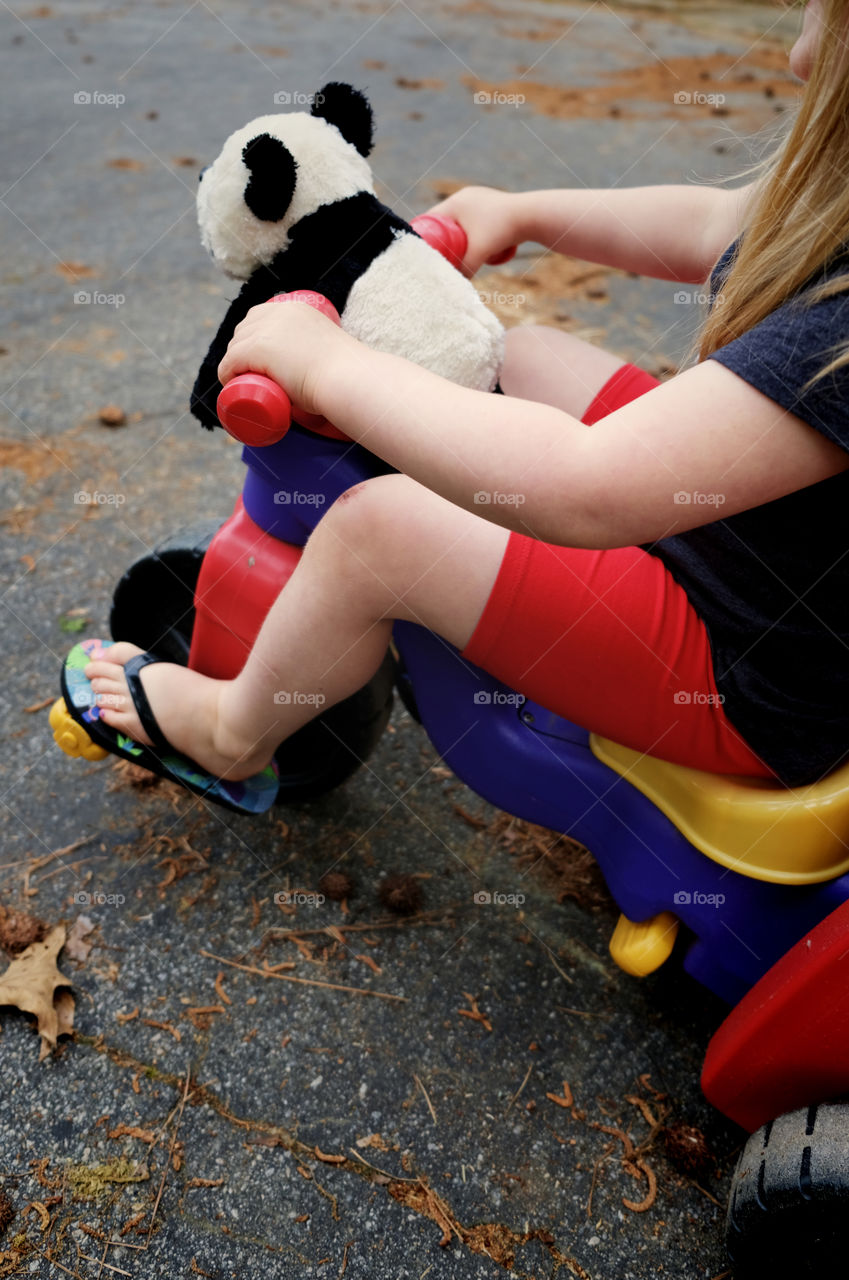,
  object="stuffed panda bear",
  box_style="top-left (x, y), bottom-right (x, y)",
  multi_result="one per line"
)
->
top-left (191, 81), bottom-right (504, 429)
